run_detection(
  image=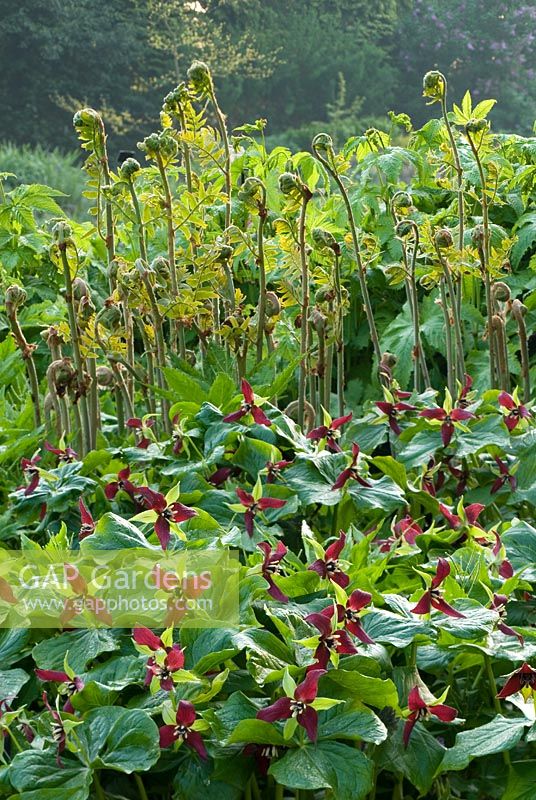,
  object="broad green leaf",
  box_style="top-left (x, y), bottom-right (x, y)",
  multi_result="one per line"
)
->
top-left (75, 706), bottom-right (160, 773)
